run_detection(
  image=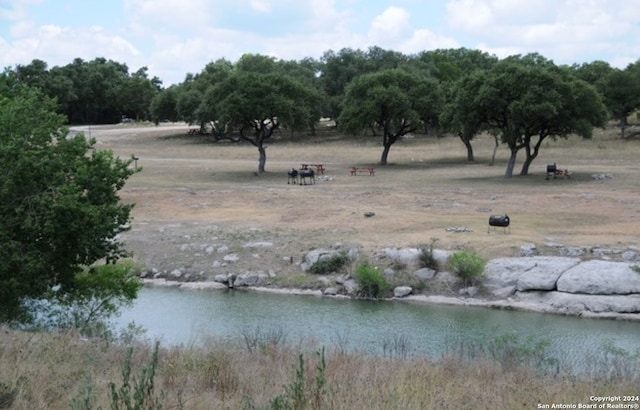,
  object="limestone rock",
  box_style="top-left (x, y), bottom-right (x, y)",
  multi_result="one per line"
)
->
top-left (323, 287), bottom-right (338, 296)
top-left (520, 243), bottom-right (537, 257)
top-left (394, 286), bottom-right (413, 298)
top-left (213, 274), bottom-right (229, 284)
top-left (516, 291), bottom-right (640, 315)
top-left (459, 286), bottom-right (478, 297)
top-left (243, 241), bottom-right (273, 248)
top-left (343, 279), bottom-right (358, 295)
top-left (302, 248), bottom-right (347, 271)
top-left (431, 249), bottom-right (452, 267)
top-left (381, 247), bottom-right (421, 266)
top-left (559, 247), bottom-right (586, 257)
top-left (233, 272), bottom-right (268, 287)
top-left (485, 256), bottom-right (580, 294)
top-left (622, 250), bottom-right (639, 262)
top-left (413, 267), bottom-right (436, 280)
top-left (383, 267), bottom-right (396, 276)
top-left (223, 253), bottom-right (239, 262)
top-left (556, 260), bottom-right (640, 295)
